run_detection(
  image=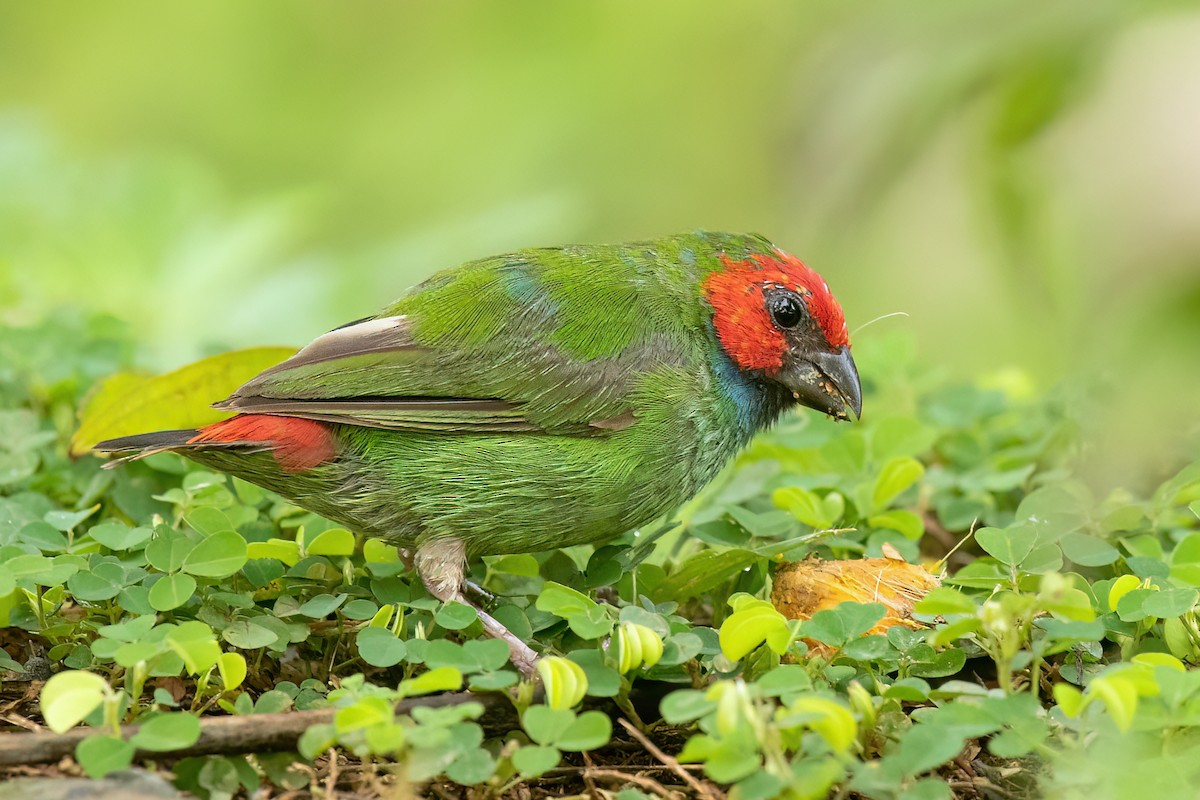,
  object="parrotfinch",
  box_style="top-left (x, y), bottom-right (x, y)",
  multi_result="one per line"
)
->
top-left (95, 231), bottom-right (861, 671)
